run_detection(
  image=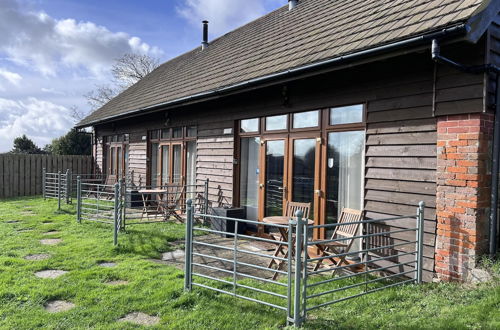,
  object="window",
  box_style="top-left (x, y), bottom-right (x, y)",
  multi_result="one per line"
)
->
top-left (148, 126), bottom-right (197, 186)
top-left (240, 118), bottom-right (259, 133)
top-left (292, 110), bottom-right (319, 129)
top-left (265, 115), bottom-right (287, 131)
top-left (330, 104), bottom-right (364, 125)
